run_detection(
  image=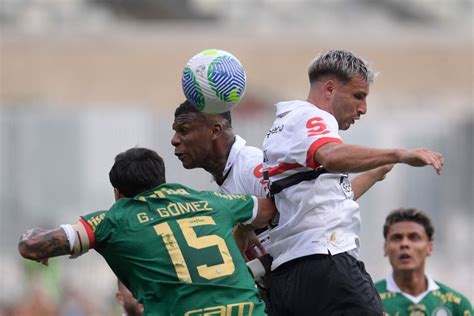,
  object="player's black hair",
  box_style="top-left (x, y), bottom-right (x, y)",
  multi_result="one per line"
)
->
top-left (174, 100), bottom-right (232, 127)
top-left (383, 208), bottom-right (434, 241)
top-left (109, 147), bottom-right (166, 198)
